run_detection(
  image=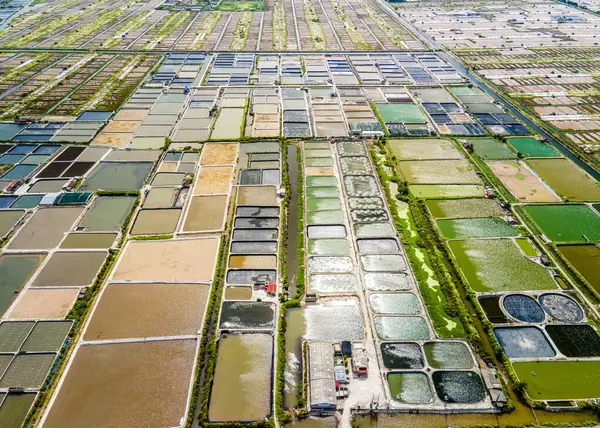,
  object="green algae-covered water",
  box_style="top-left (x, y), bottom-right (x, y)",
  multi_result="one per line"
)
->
top-left (522, 204), bottom-right (600, 242)
top-left (306, 210), bottom-right (344, 225)
top-left (423, 342), bottom-right (474, 369)
top-left (557, 245), bottom-right (600, 293)
top-left (437, 218), bottom-right (518, 239)
top-left (387, 372), bottom-right (432, 404)
top-left (448, 239), bottom-right (556, 292)
top-left (306, 198), bottom-right (341, 211)
top-left (507, 137), bottom-right (561, 158)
